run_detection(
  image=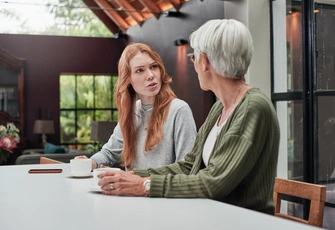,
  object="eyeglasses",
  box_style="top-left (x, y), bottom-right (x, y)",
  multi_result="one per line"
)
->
top-left (187, 53), bottom-right (195, 63)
